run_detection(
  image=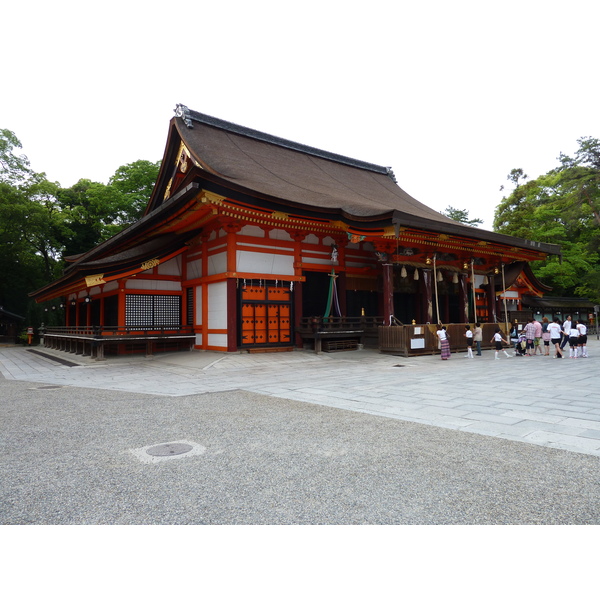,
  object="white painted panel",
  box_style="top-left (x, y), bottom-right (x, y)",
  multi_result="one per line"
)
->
top-left (237, 250), bottom-right (294, 275)
top-left (241, 225), bottom-right (265, 237)
top-left (158, 255), bottom-right (181, 276)
top-left (270, 229), bottom-right (293, 241)
top-left (302, 257), bottom-right (337, 266)
top-left (103, 281), bottom-right (119, 293)
top-left (208, 281), bottom-right (227, 329)
top-left (126, 279), bottom-right (181, 291)
top-left (187, 258), bottom-right (202, 280)
top-left (195, 334), bottom-right (202, 345)
top-left (208, 251), bottom-right (227, 276)
top-left (304, 234), bottom-right (319, 245)
top-left (208, 333), bottom-right (228, 348)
